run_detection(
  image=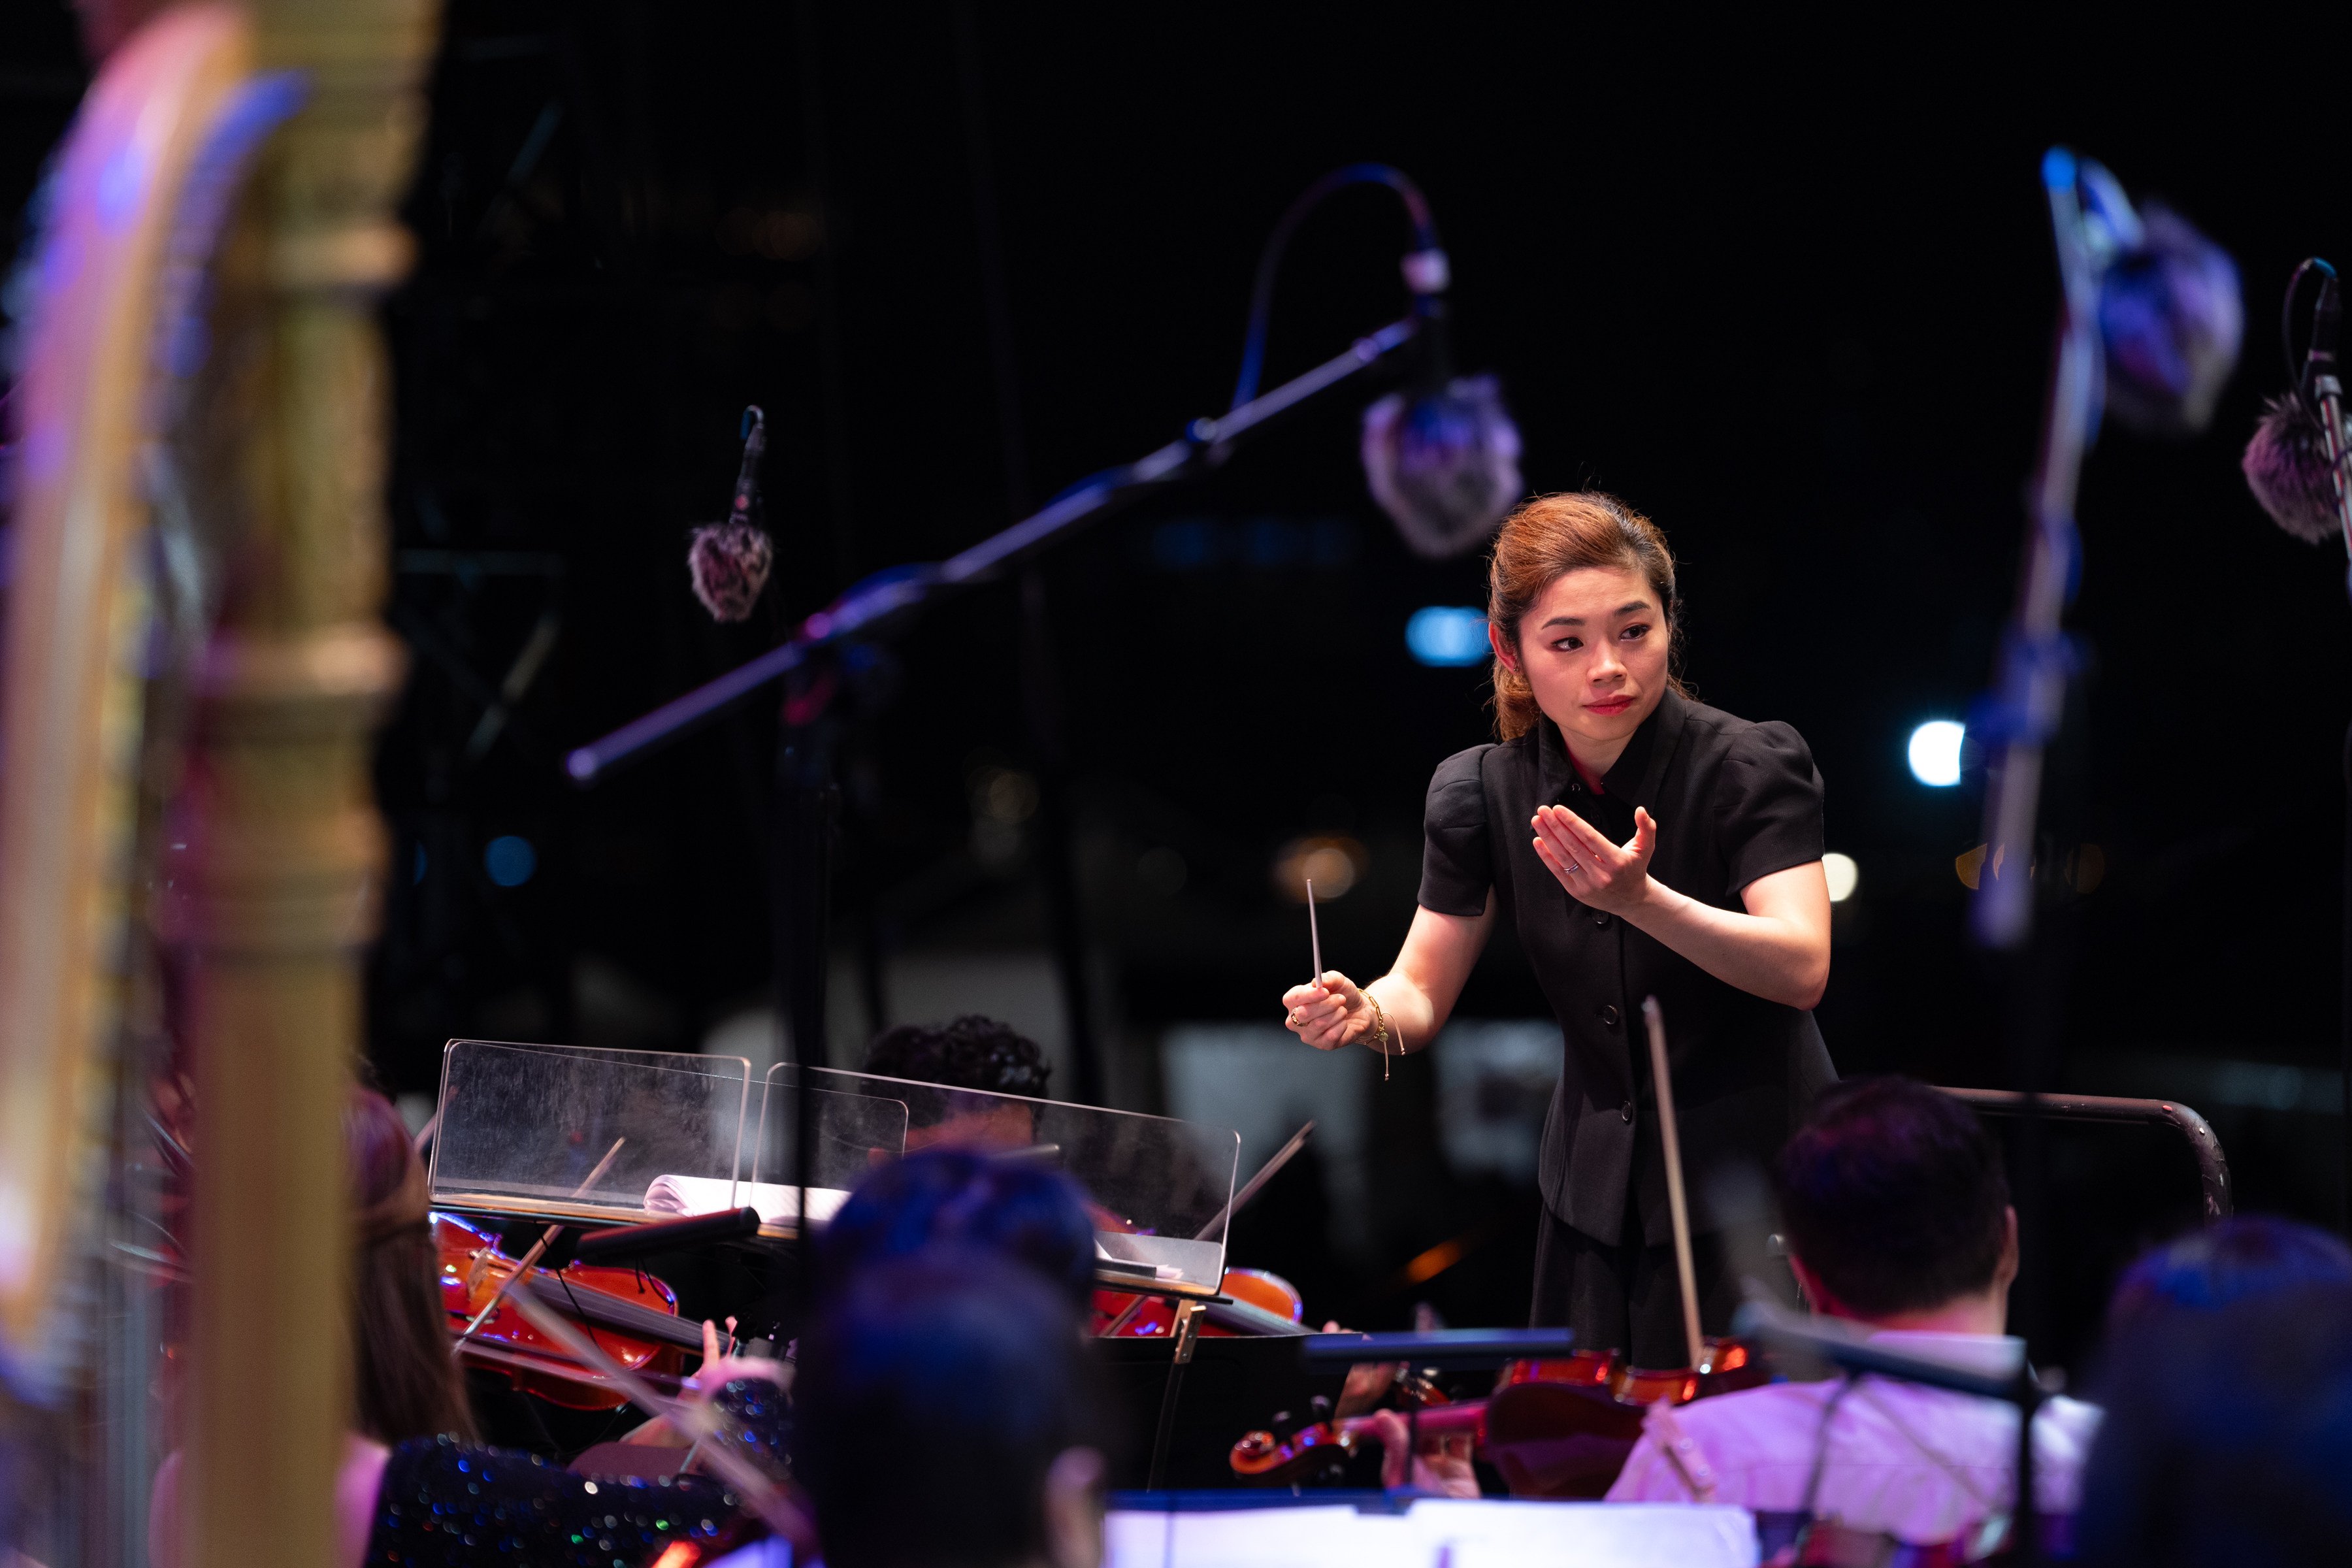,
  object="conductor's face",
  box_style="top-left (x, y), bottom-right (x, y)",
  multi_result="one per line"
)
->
top-left (1495, 565), bottom-right (1671, 759)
